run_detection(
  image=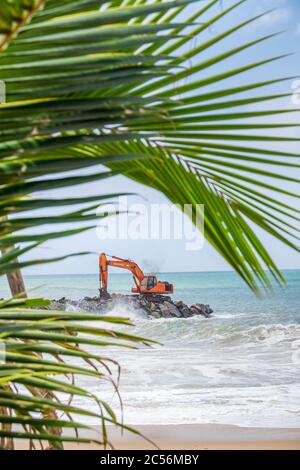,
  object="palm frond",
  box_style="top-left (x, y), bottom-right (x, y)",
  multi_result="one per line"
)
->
top-left (0, 0), bottom-right (299, 448)
top-left (0, 0), bottom-right (299, 292)
top-left (0, 301), bottom-right (154, 449)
